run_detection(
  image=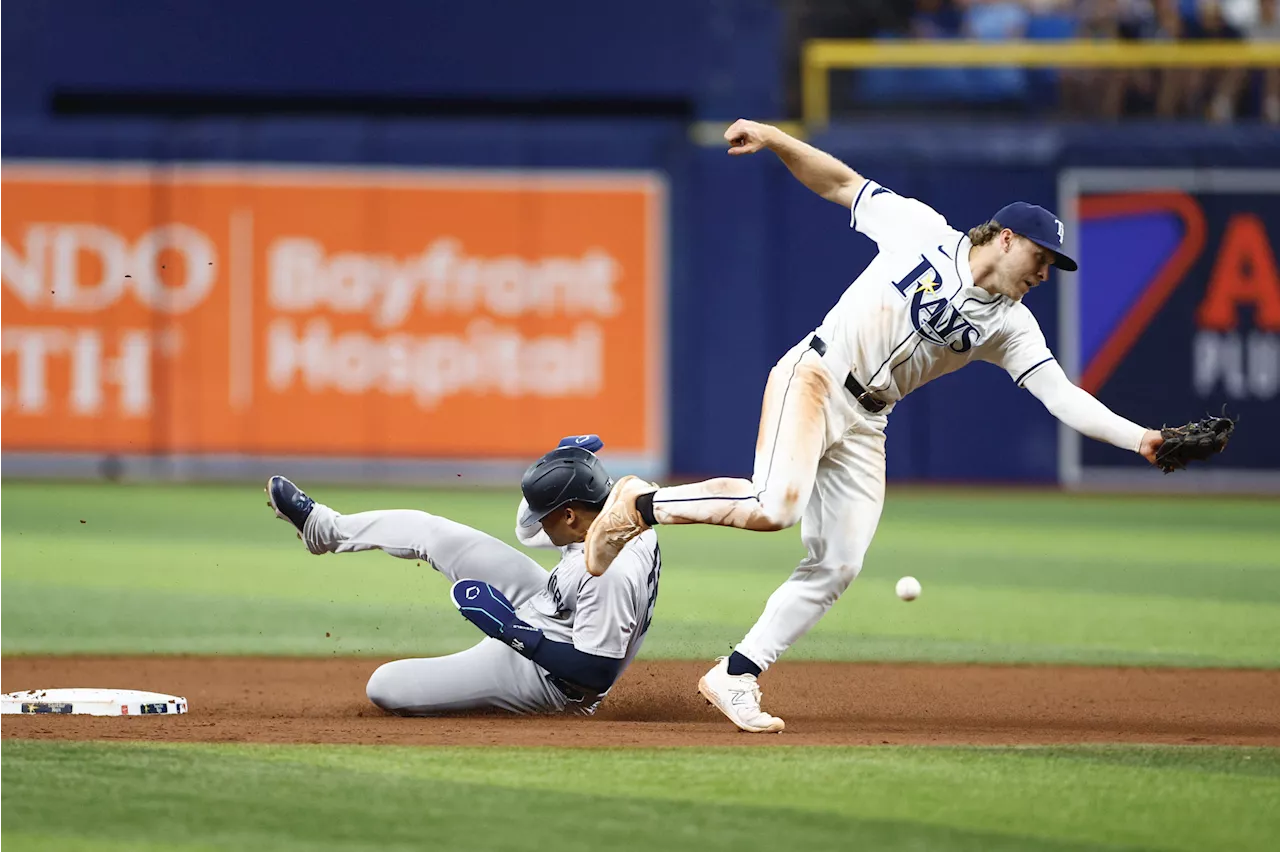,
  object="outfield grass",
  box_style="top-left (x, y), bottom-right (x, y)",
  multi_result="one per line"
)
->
top-left (4, 741), bottom-right (1278, 851)
top-left (4, 481), bottom-right (1280, 665)
top-left (4, 482), bottom-right (1278, 852)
